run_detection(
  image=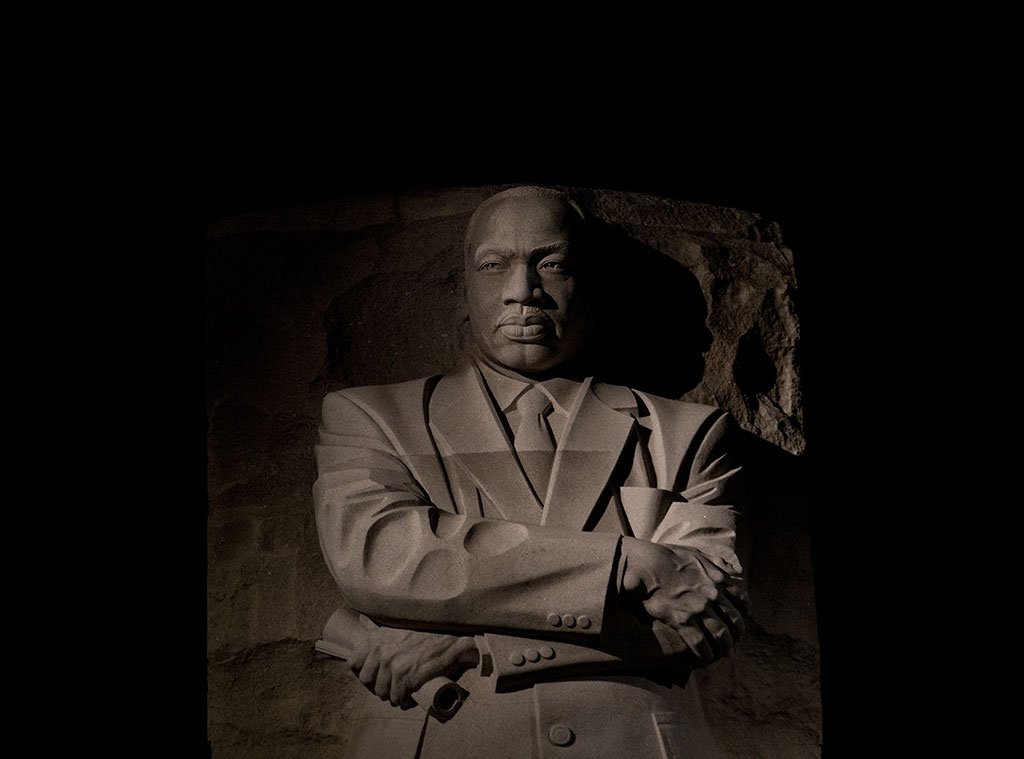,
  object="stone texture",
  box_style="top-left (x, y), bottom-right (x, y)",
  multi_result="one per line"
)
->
top-left (695, 620), bottom-right (822, 759)
top-left (207, 640), bottom-right (365, 759)
top-left (206, 185), bottom-right (819, 757)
